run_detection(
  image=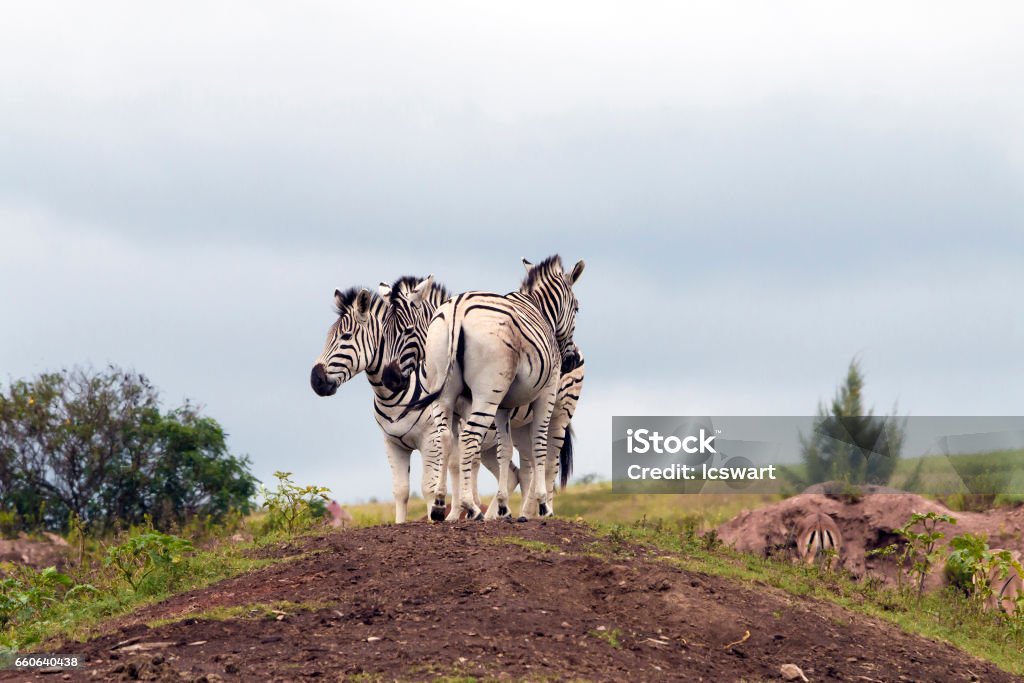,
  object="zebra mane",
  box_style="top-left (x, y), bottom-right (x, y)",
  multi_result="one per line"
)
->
top-left (388, 275), bottom-right (450, 305)
top-left (333, 287), bottom-right (380, 316)
top-left (520, 254), bottom-right (564, 293)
